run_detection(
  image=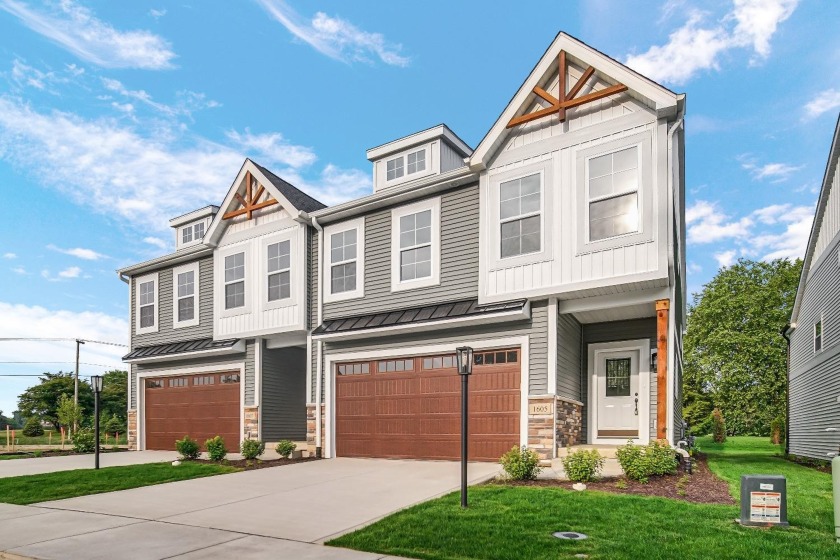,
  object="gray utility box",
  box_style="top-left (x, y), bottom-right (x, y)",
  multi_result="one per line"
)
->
top-left (740, 475), bottom-right (789, 527)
